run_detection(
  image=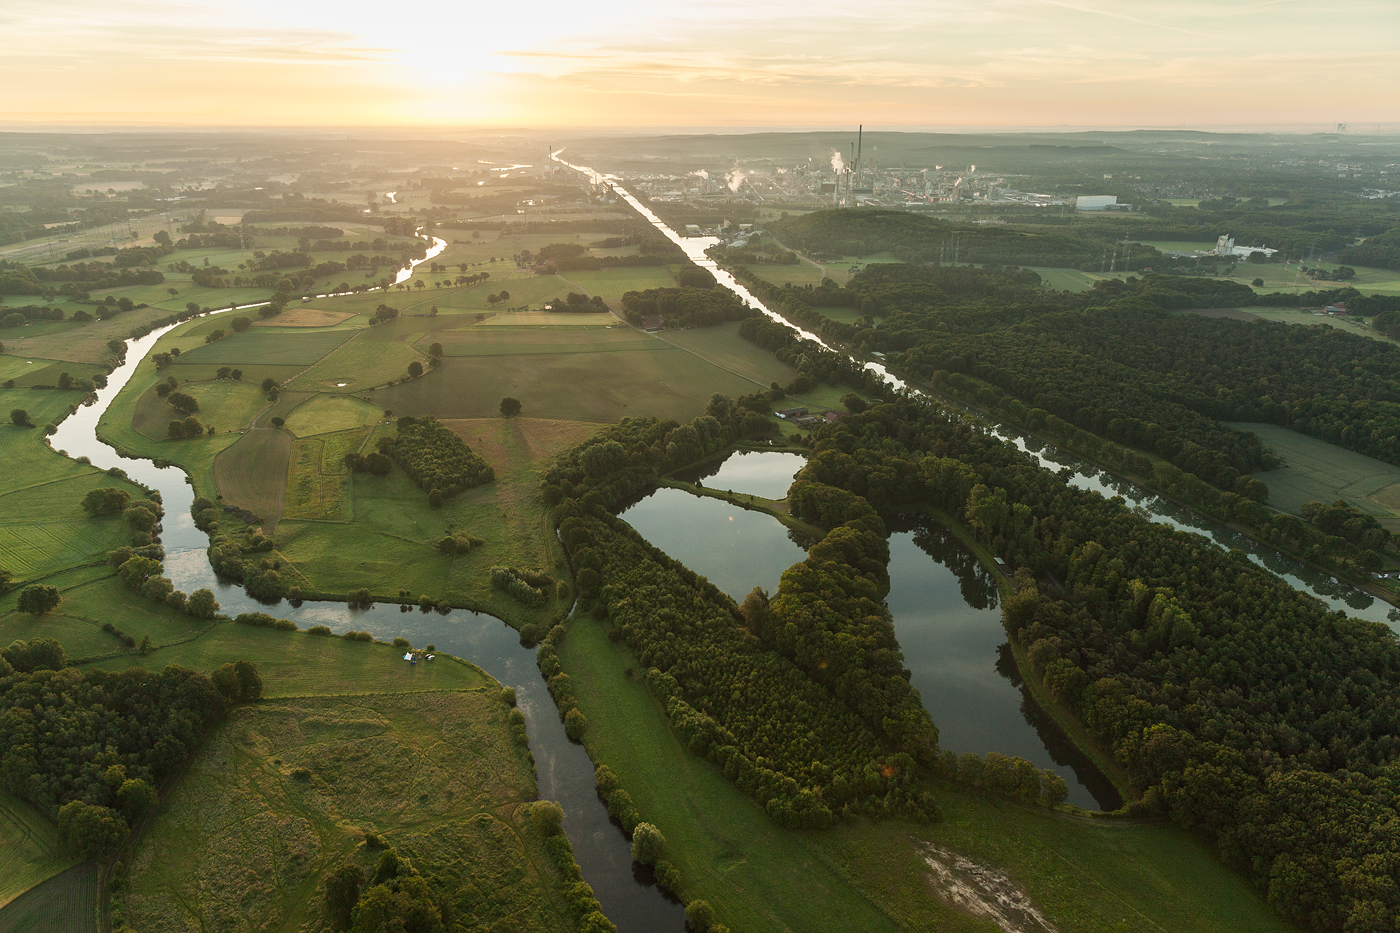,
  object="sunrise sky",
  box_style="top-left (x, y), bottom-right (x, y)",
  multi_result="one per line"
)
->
top-left (3, 0), bottom-right (1395, 128)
